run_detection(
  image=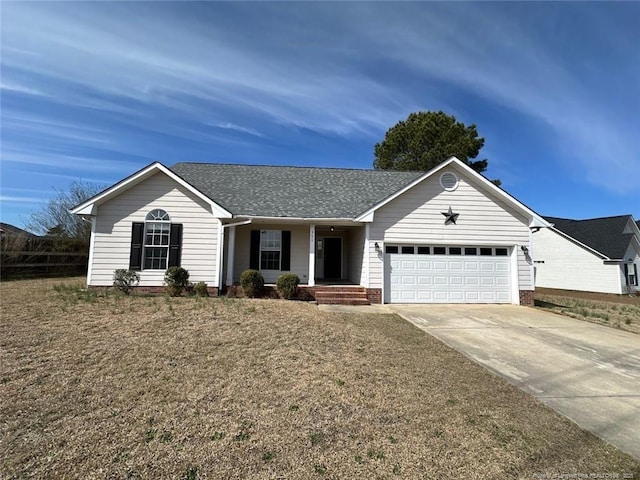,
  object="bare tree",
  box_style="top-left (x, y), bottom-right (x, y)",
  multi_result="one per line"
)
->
top-left (26, 180), bottom-right (104, 243)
